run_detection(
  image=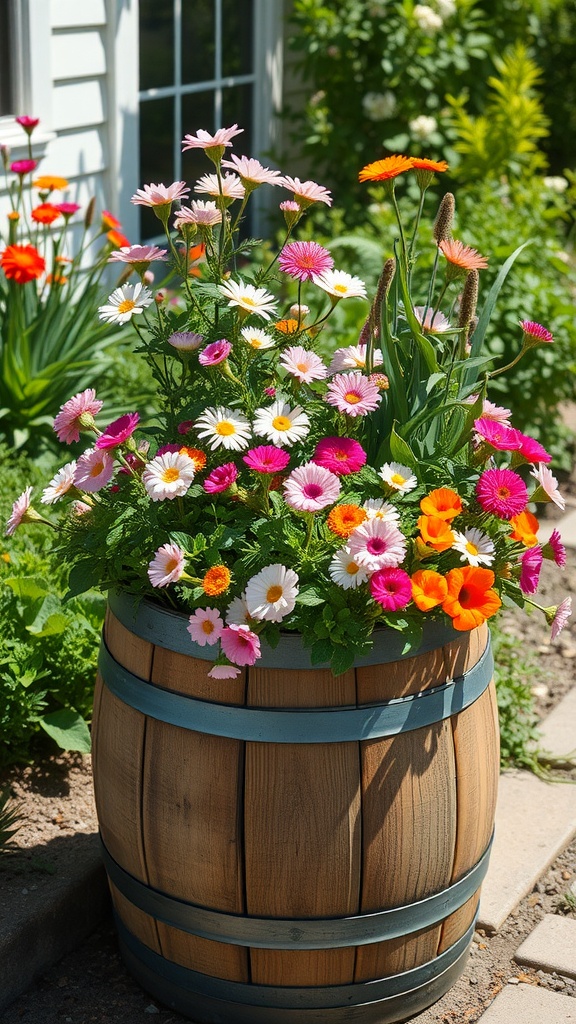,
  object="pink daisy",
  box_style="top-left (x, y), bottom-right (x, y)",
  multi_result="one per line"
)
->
top-left (328, 345), bottom-right (383, 374)
top-left (203, 463), bottom-right (238, 494)
top-left (187, 607), bottom-right (224, 646)
top-left (221, 154), bottom-right (282, 187)
top-left (174, 201), bottom-right (222, 229)
top-left (474, 418), bottom-right (523, 452)
top-left (279, 346), bottom-right (327, 383)
top-left (325, 372), bottom-right (381, 417)
top-left (277, 175), bottom-right (333, 208)
top-left (95, 412), bottom-right (140, 450)
top-left (220, 624), bottom-right (261, 666)
top-left (283, 462), bottom-right (341, 512)
top-left (519, 546), bottom-right (543, 595)
top-left (550, 597), bottom-right (572, 640)
top-left (168, 331), bottom-right (204, 351)
top-left (464, 396), bottom-right (512, 423)
top-left (520, 320), bottom-right (553, 346)
top-left (476, 468), bottom-right (528, 519)
top-left (278, 241), bottom-right (334, 282)
top-left (130, 181), bottom-right (190, 207)
top-left (181, 124), bottom-right (244, 151)
top-left (108, 244), bottom-right (168, 265)
top-left (242, 446), bottom-right (290, 474)
top-left (311, 436), bottom-right (367, 476)
top-left (41, 462), bottom-right (77, 504)
top-left (53, 388), bottom-right (103, 444)
top-left (147, 543), bottom-right (186, 588)
top-left (198, 339), bottom-right (232, 366)
top-left (73, 449), bottom-right (115, 493)
top-left (369, 567), bottom-right (412, 611)
top-left (6, 487), bottom-right (33, 536)
top-left (530, 464), bottom-right (565, 510)
top-left (279, 200), bottom-right (301, 227)
top-left (347, 518), bottom-right (407, 571)
top-left (413, 306), bottom-right (453, 333)
top-left (194, 172), bottom-right (245, 201)
top-left (543, 529), bottom-right (566, 568)
top-left (208, 664), bottom-right (242, 679)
